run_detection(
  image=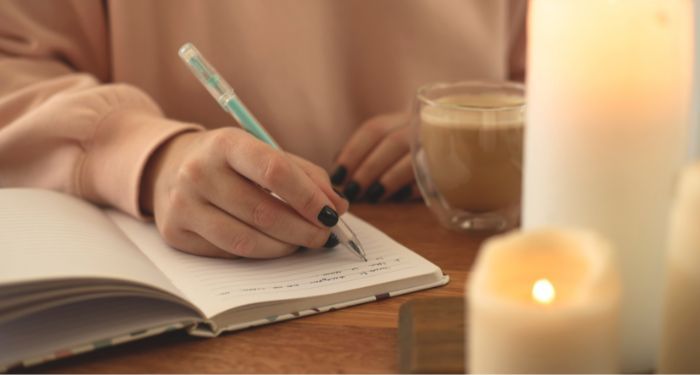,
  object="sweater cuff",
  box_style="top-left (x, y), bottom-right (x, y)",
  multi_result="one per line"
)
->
top-left (79, 110), bottom-right (203, 219)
